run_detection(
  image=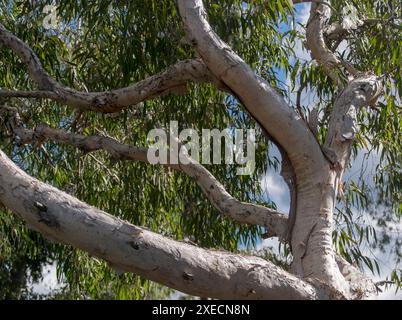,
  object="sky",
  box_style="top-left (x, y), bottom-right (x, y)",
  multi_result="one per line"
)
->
top-left (257, 2), bottom-right (402, 299)
top-left (29, 2), bottom-right (401, 300)
top-left (260, 145), bottom-right (402, 299)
